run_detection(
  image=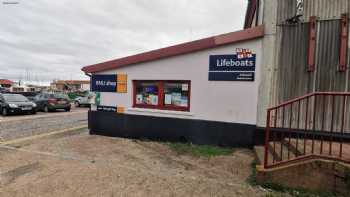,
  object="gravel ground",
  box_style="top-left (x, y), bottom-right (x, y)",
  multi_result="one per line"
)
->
top-left (0, 129), bottom-right (267, 197)
top-left (0, 108), bottom-right (88, 141)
